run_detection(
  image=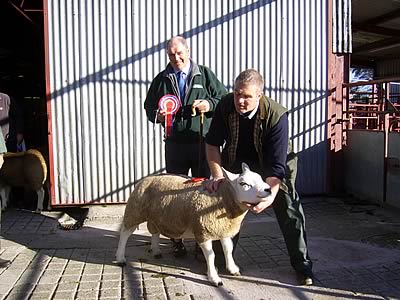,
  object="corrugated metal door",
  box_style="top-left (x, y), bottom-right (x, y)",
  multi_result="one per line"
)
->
top-left (332, 0), bottom-right (352, 53)
top-left (44, 0), bottom-right (331, 205)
